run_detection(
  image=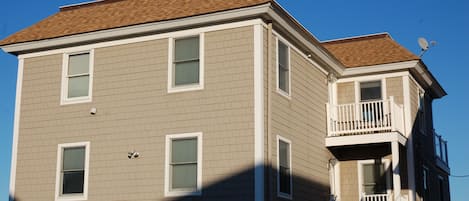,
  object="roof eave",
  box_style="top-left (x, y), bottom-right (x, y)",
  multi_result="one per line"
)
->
top-left (267, 1), bottom-right (344, 75)
top-left (341, 60), bottom-right (447, 99)
top-left (413, 61), bottom-right (447, 99)
top-left (1, 2), bottom-right (273, 55)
